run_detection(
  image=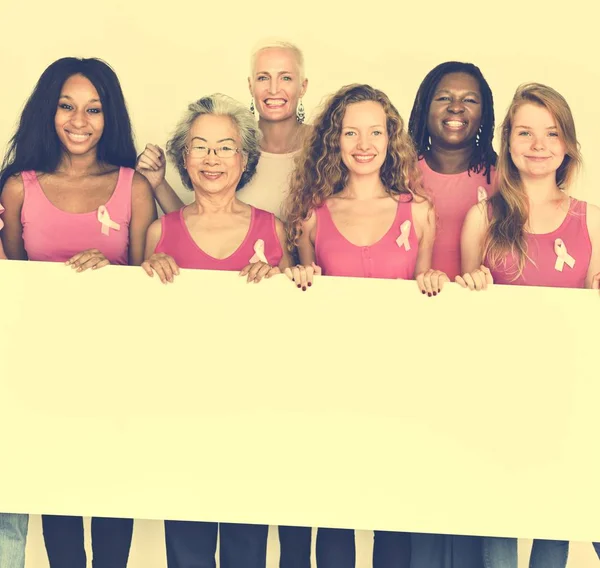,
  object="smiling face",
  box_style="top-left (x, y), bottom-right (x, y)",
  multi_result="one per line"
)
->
top-left (54, 74), bottom-right (104, 156)
top-left (183, 114), bottom-right (247, 195)
top-left (426, 71), bottom-right (482, 150)
top-left (339, 100), bottom-right (389, 178)
top-left (248, 47), bottom-right (307, 123)
top-left (508, 103), bottom-right (566, 182)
